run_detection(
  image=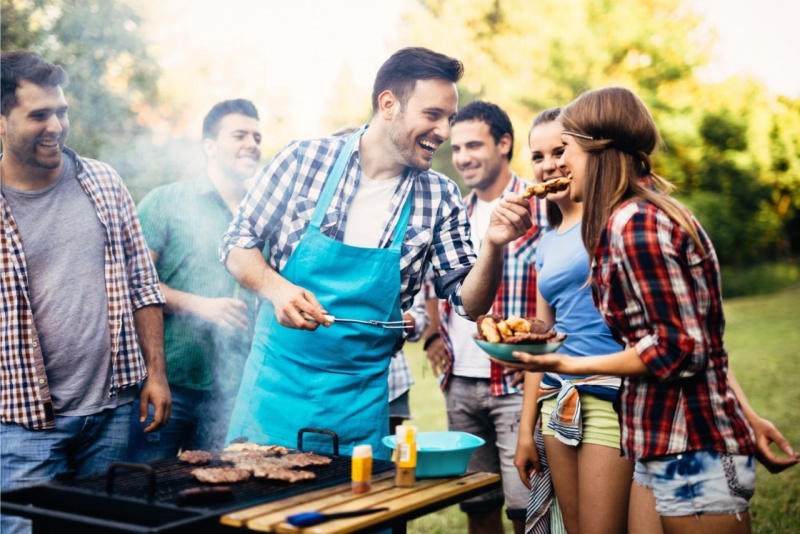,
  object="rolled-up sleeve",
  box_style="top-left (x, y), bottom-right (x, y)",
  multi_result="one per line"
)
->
top-left (613, 210), bottom-right (704, 381)
top-left (220, 141), bottom-right (300, 265)
top-left (121, 179), bottom-right (164, 310)
top-left (428, 181), bottom-right (476, 318)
